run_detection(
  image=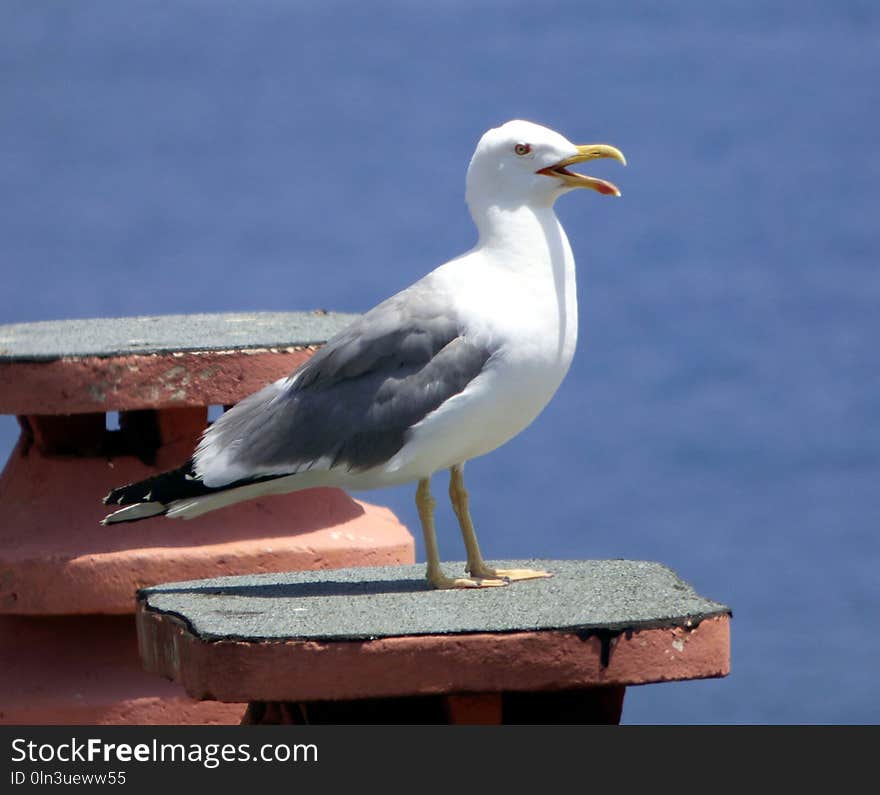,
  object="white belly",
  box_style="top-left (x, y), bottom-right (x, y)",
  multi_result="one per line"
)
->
top-left (376, 247), bottom-right (579, 483)
top-left (390, 361), bottom-right (569, 478)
